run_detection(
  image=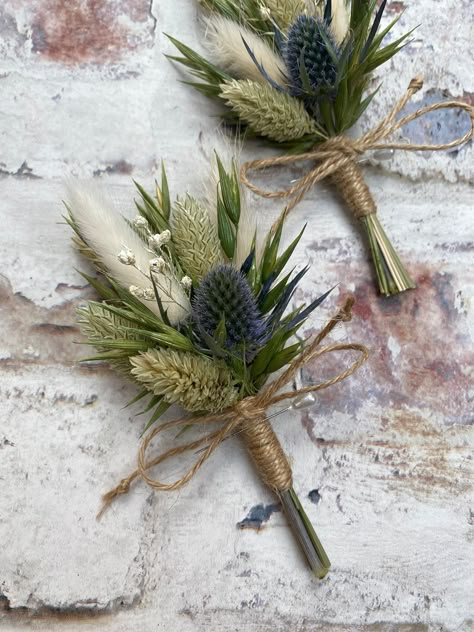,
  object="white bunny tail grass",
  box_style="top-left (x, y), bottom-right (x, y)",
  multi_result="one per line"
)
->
top-left (65, 181), bottom-right (191, 325)
top-left (330, 0), bottom-right (350, 44)
top-left (234, 186), bottom-right (257, 269)
top-left (204, 15), bottom-right (287, 87)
